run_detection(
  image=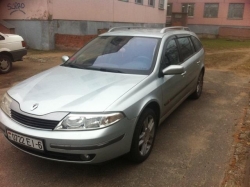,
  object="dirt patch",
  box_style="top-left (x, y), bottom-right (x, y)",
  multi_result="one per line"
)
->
top-left (221, 102), bottom-right (250, 187)
top-left (229, 58), bottom-right (250, 75)
top-left (205, 49), bottom-right (250, 75)
top-left (206, 52), bottom-right (246, 69)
